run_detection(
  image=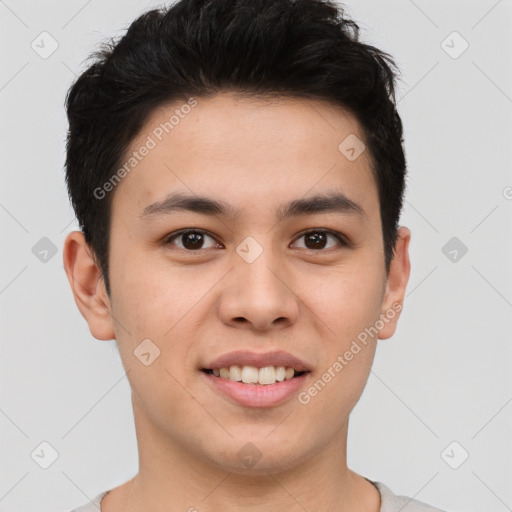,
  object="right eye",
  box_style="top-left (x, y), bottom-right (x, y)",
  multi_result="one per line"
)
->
top-left (163, 229), bottom-right (223, 252)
